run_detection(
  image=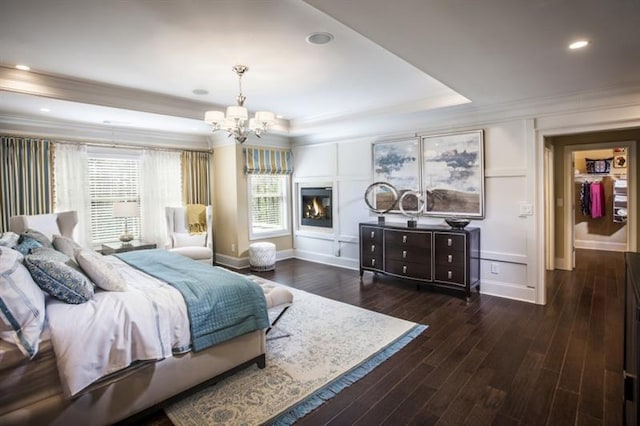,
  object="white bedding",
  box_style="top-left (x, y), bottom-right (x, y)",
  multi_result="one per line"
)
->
top-left (46, 256), bottom-right (191, 397)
